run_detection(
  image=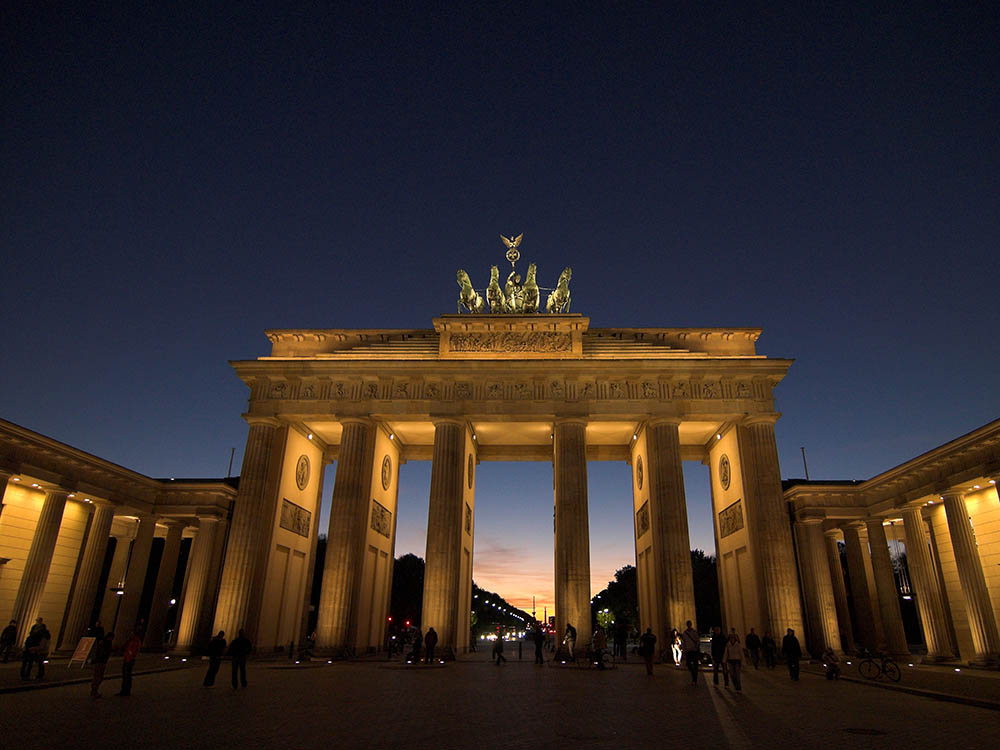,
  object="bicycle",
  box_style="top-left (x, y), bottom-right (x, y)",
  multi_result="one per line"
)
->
top-left (857, 650), bottom-right (901, 682)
